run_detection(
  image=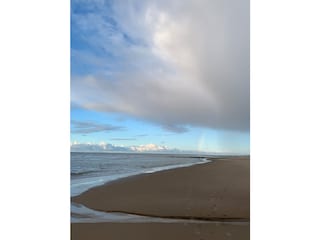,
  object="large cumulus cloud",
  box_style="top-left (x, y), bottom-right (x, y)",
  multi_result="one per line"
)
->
top-left (71, 0), bottom-right (249, 132)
